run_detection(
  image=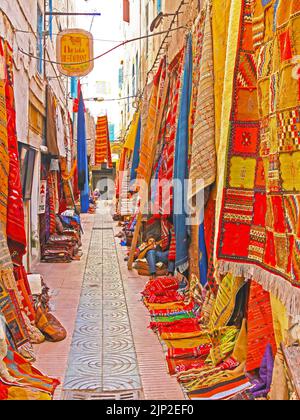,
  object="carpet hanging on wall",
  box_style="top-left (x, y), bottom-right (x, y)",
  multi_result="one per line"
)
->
top-left (215, 0), bottom-right (300, 316)
top-left (95, 115), bottom-right (112, 169)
